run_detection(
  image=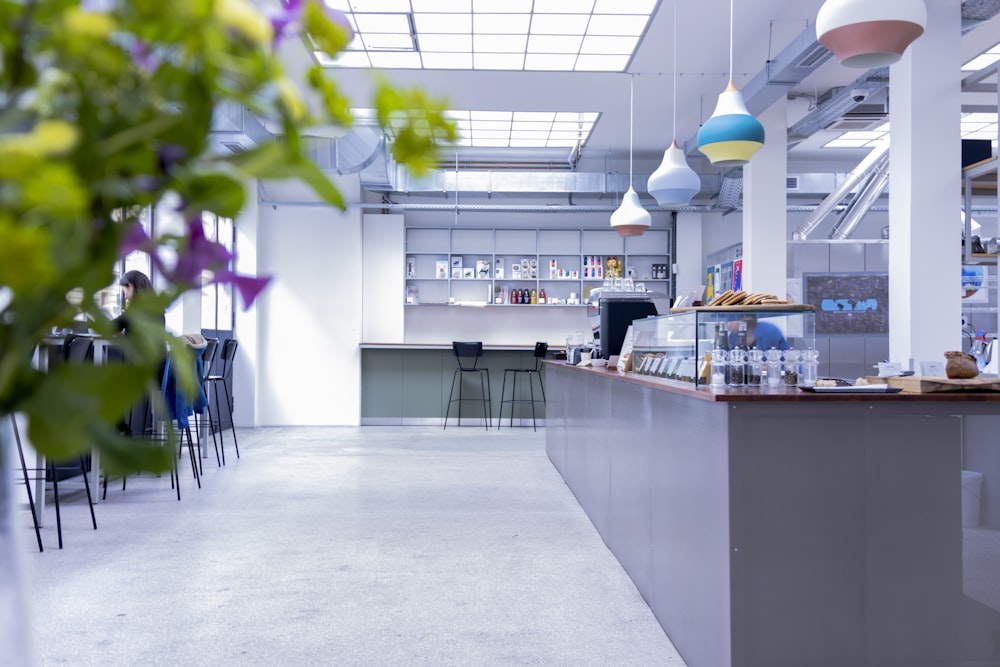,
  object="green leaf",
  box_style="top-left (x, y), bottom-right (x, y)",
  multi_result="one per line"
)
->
top-left (177, 168), bottom-right (247, 218)
top-left (229, 143), bottom-right (345, 209)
